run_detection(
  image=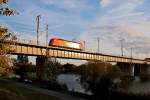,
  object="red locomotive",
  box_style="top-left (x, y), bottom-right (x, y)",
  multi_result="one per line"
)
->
top-left (49, 38), bottom-right (84, 51)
